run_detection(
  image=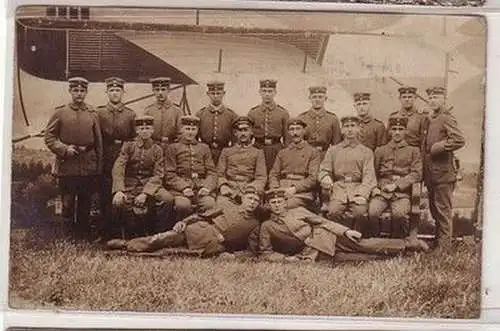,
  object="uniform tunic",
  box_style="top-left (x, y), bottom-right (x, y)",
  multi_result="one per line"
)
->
top-left (358, 115), bottom-right (387, 151)
top-left (298, 108), bottom-right (342, 153)
top-left (388, 108), bottom-right (427, 149)
top-left (269, 141), bottom-right (320, 203)
top-left (195, 104), bottom-right (238, 164)
top-left (144, 100), bottom-right (183, 144)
